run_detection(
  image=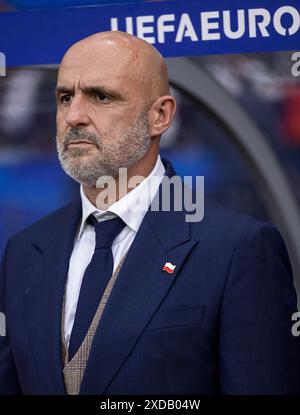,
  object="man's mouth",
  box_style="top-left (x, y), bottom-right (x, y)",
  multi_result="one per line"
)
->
top-left (66, 141), bottom-right (95, 148)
